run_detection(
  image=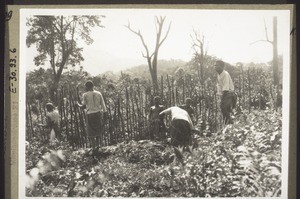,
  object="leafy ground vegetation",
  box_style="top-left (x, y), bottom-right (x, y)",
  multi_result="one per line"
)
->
top-left (26, 108), bottom-right (282, 197)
